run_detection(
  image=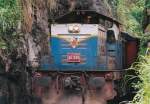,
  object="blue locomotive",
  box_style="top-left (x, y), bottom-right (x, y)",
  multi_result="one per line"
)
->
top-left (33, 10), bottom-right (138, 104)
top-left (41, 11), bottom-right (122, 71)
